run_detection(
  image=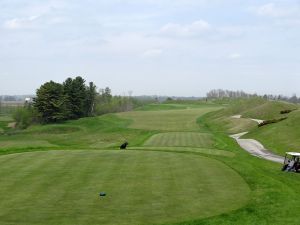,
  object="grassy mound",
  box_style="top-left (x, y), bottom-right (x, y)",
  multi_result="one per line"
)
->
top-left (242, 101), bottom-right (297, 120)
top-left (219, 98), bottom-right (297, 120)
top-left (203, 98), bottom-right (298, 134)
top-left (0, 150), bottom-right (249, 225)
top-left (0, 115), bottom-right (153, 152)
top-left (144, 132), bottom-right (214, 148)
